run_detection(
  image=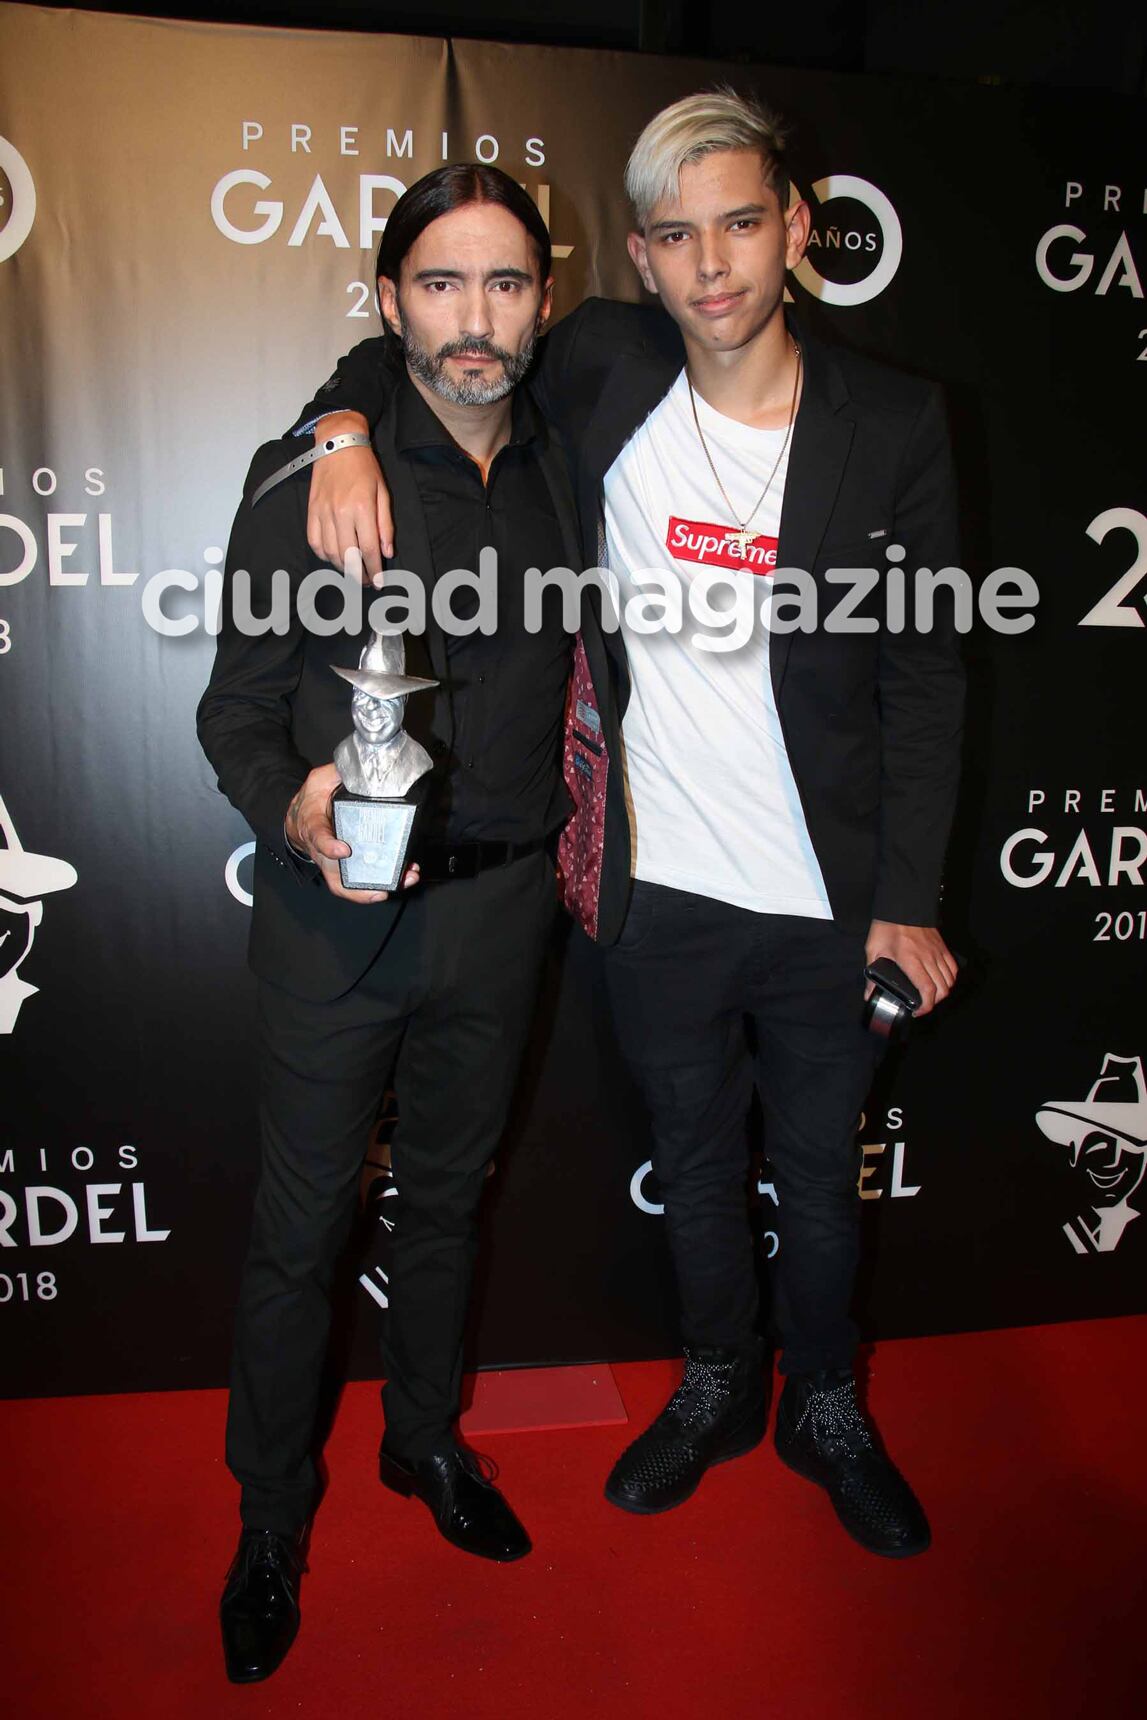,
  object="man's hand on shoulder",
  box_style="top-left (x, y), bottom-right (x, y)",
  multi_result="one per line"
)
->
top-left (864, 920), bottom-right (958, 1018)
top-left (285, 762), bottom-right (419, 904)
top-left (307, 412), bottom-right (393, 583)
